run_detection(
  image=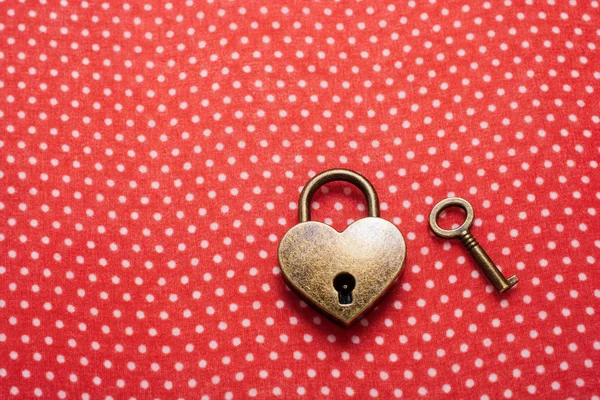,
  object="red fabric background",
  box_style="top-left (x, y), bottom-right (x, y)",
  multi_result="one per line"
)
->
top-left (1, 1), bottom-right (599, 398)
